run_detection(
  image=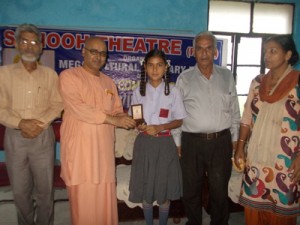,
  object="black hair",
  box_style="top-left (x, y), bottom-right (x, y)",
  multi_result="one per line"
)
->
top-left (140, 49), bottom-right (170, 96)
top-left (265, 34), bottom-right (299, 66)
